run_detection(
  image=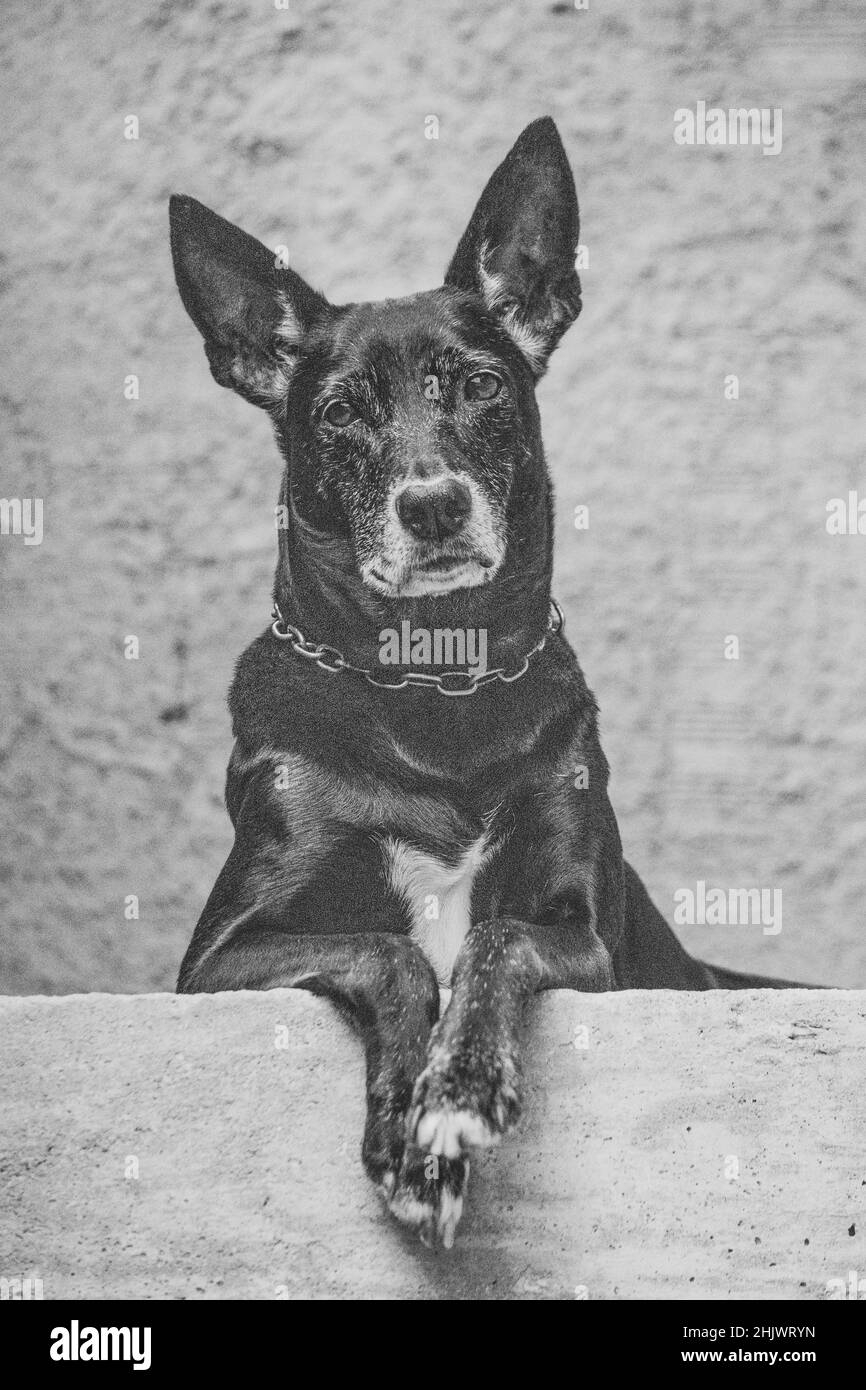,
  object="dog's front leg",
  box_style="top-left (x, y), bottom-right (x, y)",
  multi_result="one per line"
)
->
top-left (181, 925), bottom-right (467, 1237)
top-left (406, 918), bottom-right (613, 1217)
